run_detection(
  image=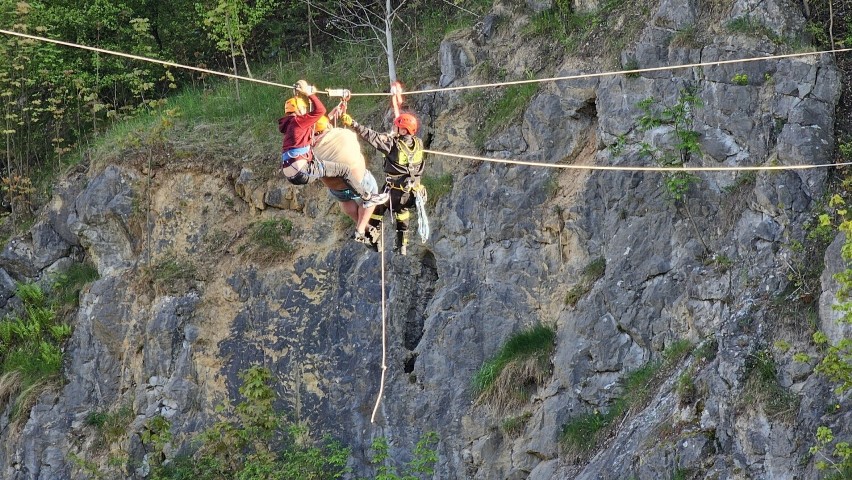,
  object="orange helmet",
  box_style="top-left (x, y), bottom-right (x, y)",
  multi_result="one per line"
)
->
top-left (284, 97), bottom-right (308, 114)
top-left (315, 115), bottom-right (329, 132)
top-left (393, 113), bottom-right (418, 135)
